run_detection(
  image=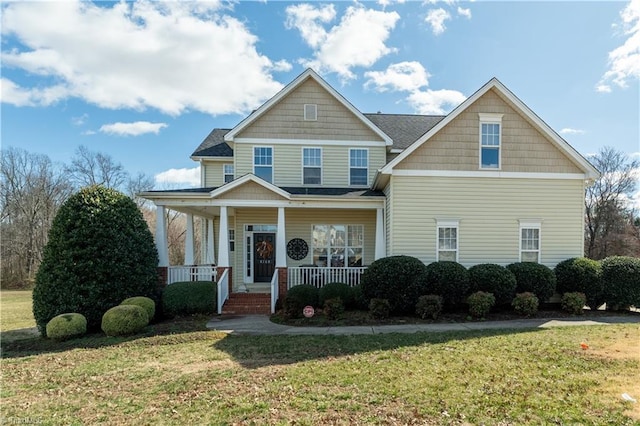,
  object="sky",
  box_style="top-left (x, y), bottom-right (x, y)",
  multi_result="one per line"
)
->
top-left (1, 0), bottom-right (639, 197)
